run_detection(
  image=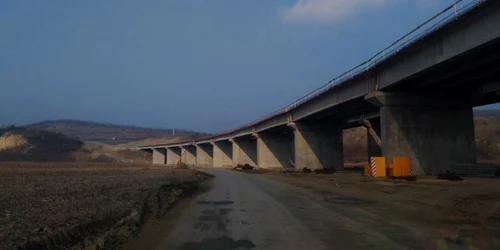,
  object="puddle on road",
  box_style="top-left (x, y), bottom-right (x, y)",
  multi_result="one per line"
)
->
top-left (193, 215), bottom-right (232, 232)
top-left (194, 206), bottom-right (235, 232)
top-left (325, 197), bottom-right (368, 205)
top-left (219, 208), bottom-right (233, 215)
top-left (201, 209), bottom-right (216, 215)
top-left (197, 200), bottom-right (234, 206)
top-left (178, 236), bottom-right (256, 250)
